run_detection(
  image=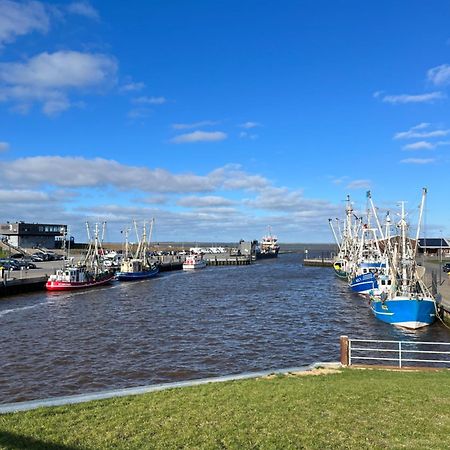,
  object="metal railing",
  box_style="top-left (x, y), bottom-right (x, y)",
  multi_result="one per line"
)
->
top-left (341, 336), bottom-right (450, 368)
